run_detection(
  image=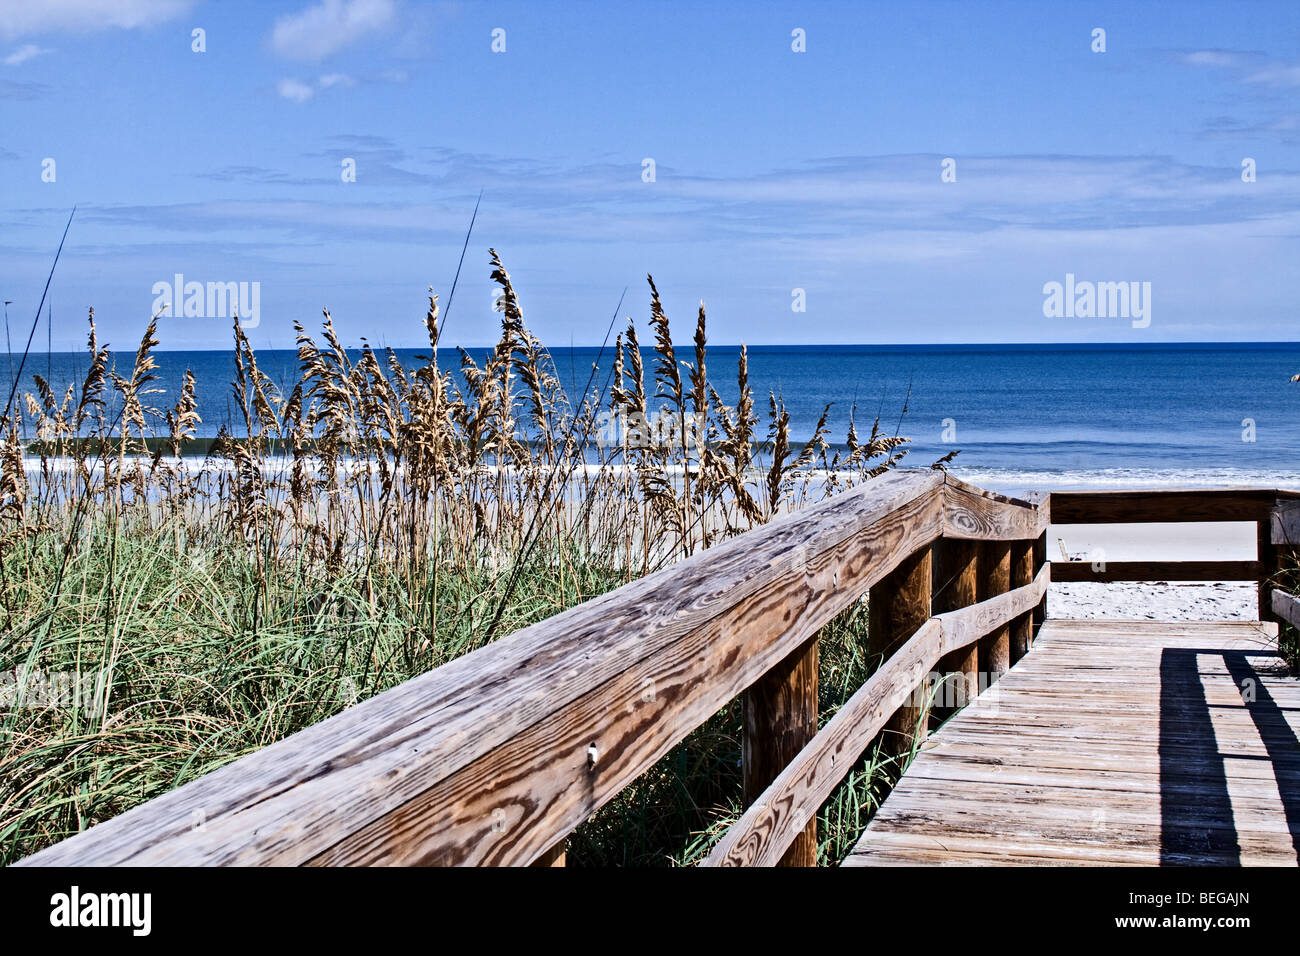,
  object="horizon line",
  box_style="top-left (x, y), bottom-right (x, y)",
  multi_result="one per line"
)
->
top-left (51, 339), bottom-right (1300, 354)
